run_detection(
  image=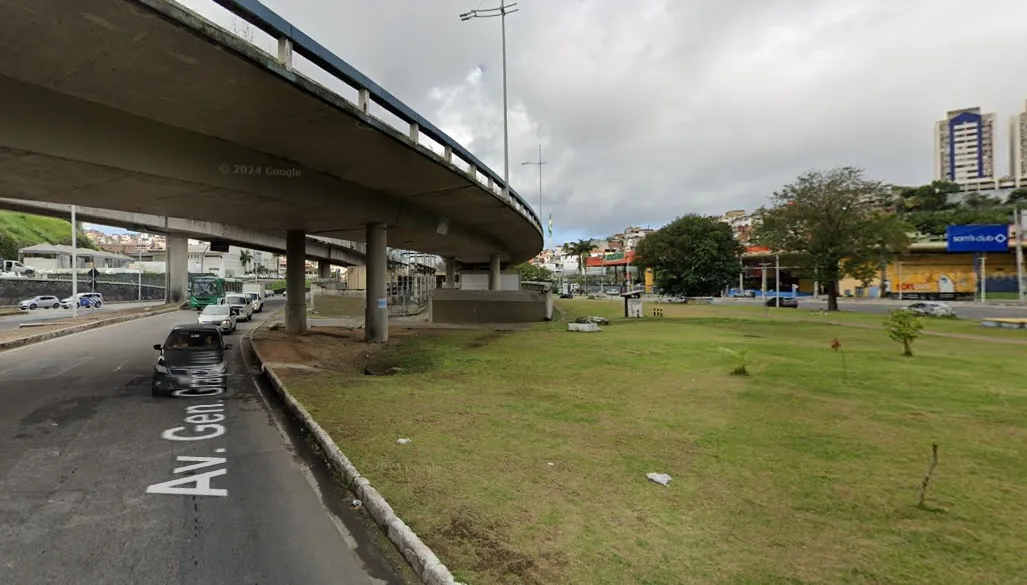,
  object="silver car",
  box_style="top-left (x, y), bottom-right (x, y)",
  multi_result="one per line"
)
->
top-left (906, 301), bottom-right (956, 317)
top-left (19, 295), bottom-right (61, 310)
top-left (196, 304), bottom-right (237, 333)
